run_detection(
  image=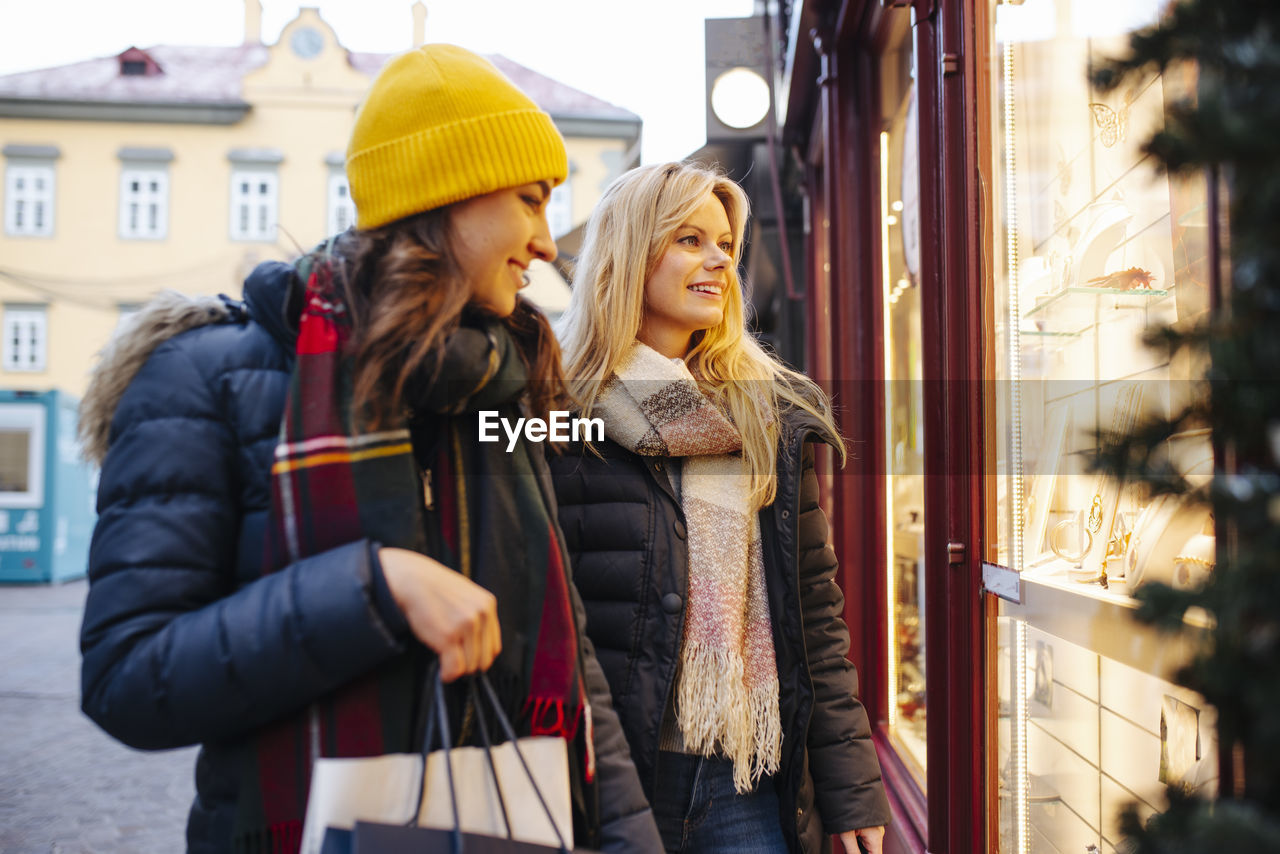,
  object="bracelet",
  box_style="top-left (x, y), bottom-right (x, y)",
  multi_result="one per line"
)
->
top-left (1049, 519), bottom-right (1094, 564)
